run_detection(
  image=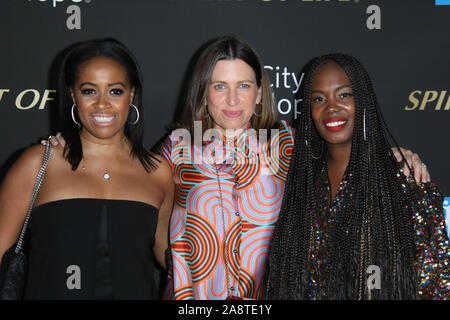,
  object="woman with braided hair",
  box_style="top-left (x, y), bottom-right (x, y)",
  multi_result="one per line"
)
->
top-left (264, 53), bottom-right (449, 300)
